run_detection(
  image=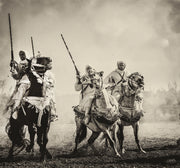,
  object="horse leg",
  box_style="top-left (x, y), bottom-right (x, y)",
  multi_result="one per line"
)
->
top-left (86, 132), bottom-right (100, 154)
top-left (132, 122), bottom-right (146, 154)
top-left (37, 125), bottom-right (52, 161)
top-left (105, 130), bottom-right (121, 158)
top-left (37, 127), bottom-right (45, 160)
top-left (73, 118), bottom-right (87, 153)
top-left (42, 125), bottom-right (52, 160)
top-left (117, 123), bottom-right (125, 154)
top-left (26, 125), bottom-right (36, 153)
top-left (99, 133), bottom-right (109, 148)
top-left (104, 125), bottom-right (117, 150)
top-left (7, 143), bottom-right (15, 160)
top-left (7, 118), bottom-right (25, 160)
